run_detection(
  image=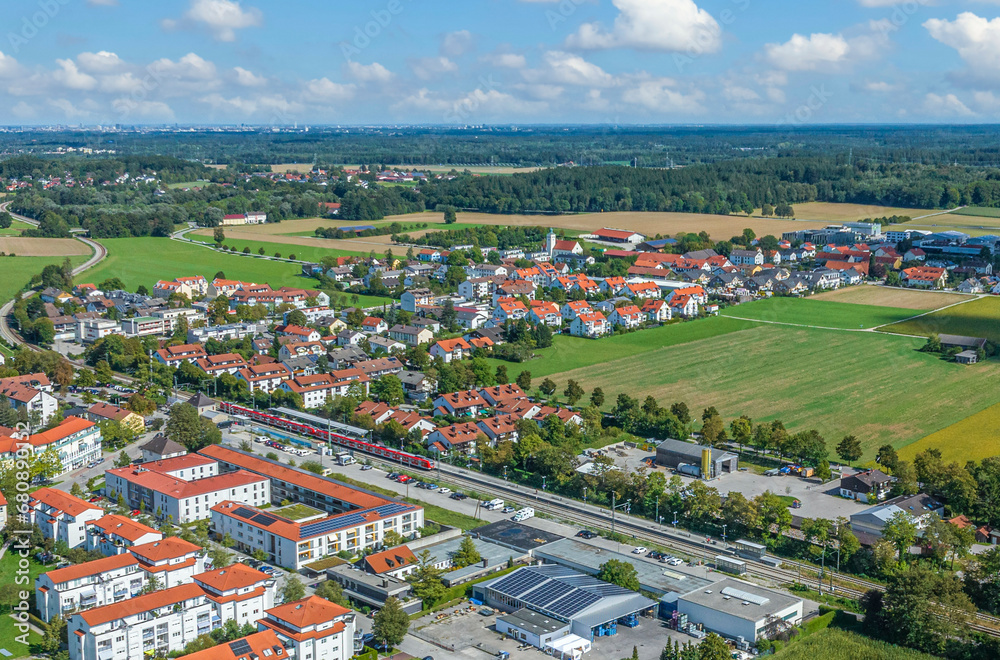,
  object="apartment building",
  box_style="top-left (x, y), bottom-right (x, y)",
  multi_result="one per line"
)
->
top-left (257, 596), bottom-right (356, 660)
top-left (36, 553), bottom-right (147, 623)
top-left (69, 583), bottom-right (214, 660)
top-left (180, 630), bottom-right (286, 660)
top-left (235, 363), bottom-right (292, 393)
top-left (85, 514), bottom-right (162, 556)
top-left (0, 373), bottom-right (58, 426)
top-left (154, 344), bottom-right (208, 367)
top-left (129, 537), bottom-right (206, 588)
top-left (25, 416), bottom-right (103, 474)
top-left (192, 563), bottom-right (277, 627)
top-left (28, 488), bottom-right (104, 548)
